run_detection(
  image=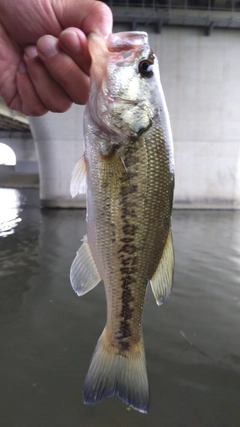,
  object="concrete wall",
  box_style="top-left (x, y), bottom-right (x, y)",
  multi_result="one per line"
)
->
top-left (29, 105), bottom-right (85, 207)
top-left (29, 26), bottom-right (240, 208)
top-left (148, 27), bottom-right (240, 208)
top-left (0, 132), bottom-right (39, 173)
